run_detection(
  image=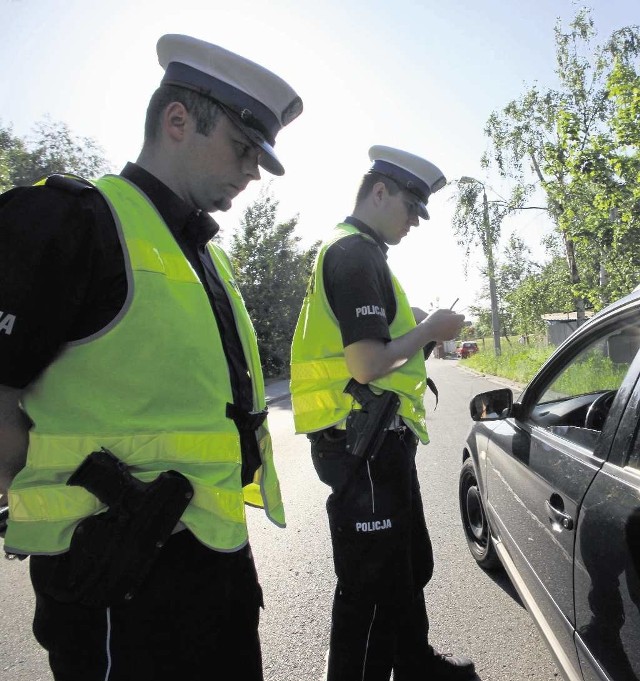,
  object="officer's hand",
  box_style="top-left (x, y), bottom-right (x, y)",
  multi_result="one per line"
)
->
top-left (420, 308), bottom-right (465, 341)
